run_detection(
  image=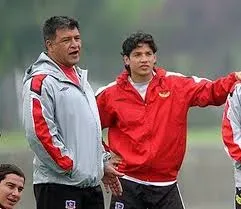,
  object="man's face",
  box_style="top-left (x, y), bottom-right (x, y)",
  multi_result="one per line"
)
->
top-left (47, 27), bottom-right (81, 67)
top-left (124, 43), bottom-right (156, 82)
top-left (0, 174), bottom-right (24, 209)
